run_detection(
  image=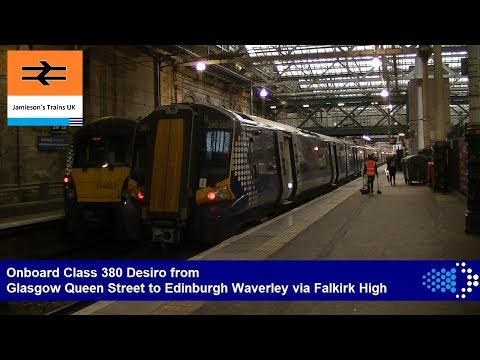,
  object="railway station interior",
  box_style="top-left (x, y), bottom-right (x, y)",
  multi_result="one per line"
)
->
top-left (0, 45), bottom-right (480, 316)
